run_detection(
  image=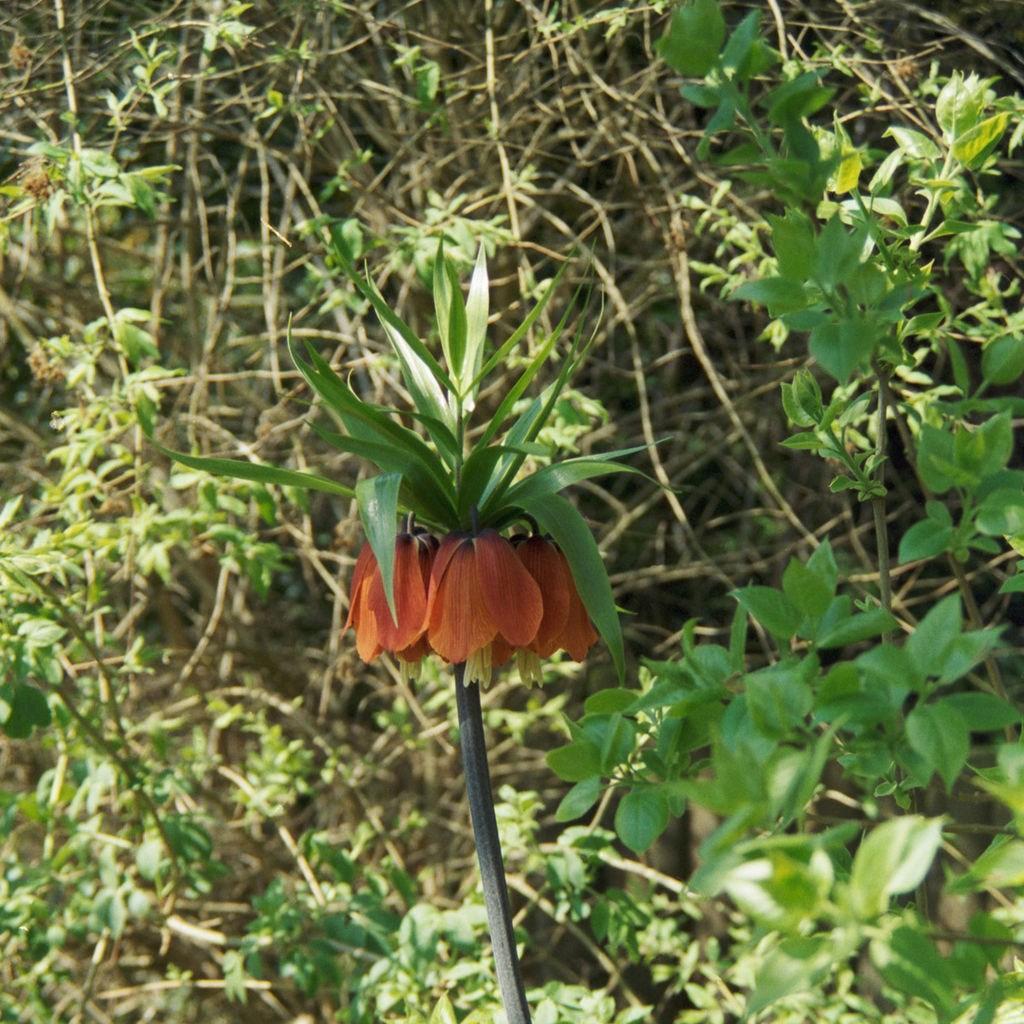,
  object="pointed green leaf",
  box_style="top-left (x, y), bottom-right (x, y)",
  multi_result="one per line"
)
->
top-left (380, 318), bottom-right (455, 434)
top-left (657, 0), bottom-right (726, 77)
top-left (356, 473), bottom-right (402, 623)
top-left (464, 244), bottom-right (489, 395)
top-left (307, 421), bottom-right (454, 524)
top-left (848, 816), bottom-right (943, 919)
top-left (816, 606), bottom-right (897, 649)
top-left (555, 777), bottom-right (603, 822)
top-left (289, 333), bottom-right (452, 497)
top-left (147, 437), bottom-right (356, 499)
top-left (499, 446), bottom-right (652, 509)
top-left (330, 242), bottom-right (454, 395)
top-left (429, 994), bottom-right (458, 1024)
top-left (732, 585), bottom-right (802, 641)
top-left (470, 257), bottom-right (571, 392)
top-left (458, 444), bottom-right (508, 523)
top-left (518, 492), bottom-right (624, 682)
top-left (481, 289), bottom-right (597, 510)
top-left (476, 285), bottom-right (580, 450)
top-left (547, 740), bottom-right (602, 782)
top-left (443, 259), bottom-right (467, 382)
top-left (432, 239), bottom-right (454, 369)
